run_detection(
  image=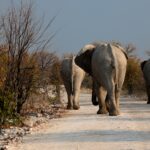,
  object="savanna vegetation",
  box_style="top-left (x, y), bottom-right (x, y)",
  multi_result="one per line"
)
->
top-left (123, 44), bottom-right (145, 95)
top-left (0, 2), bottom-right (62, 127)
